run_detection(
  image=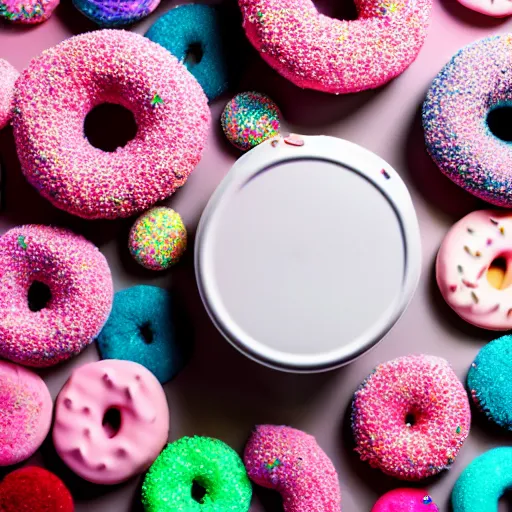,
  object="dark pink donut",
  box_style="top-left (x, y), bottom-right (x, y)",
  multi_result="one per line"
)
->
top-left (0, 225), bottom-right (113, 367)
top-left (12, 30), bottom-right (210, 219)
